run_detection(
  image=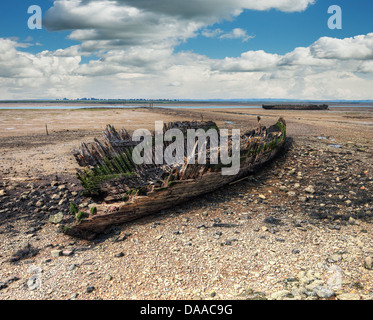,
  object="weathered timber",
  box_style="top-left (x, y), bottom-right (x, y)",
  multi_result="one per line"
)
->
top-left (61, 118), bottom-right (287, 239)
